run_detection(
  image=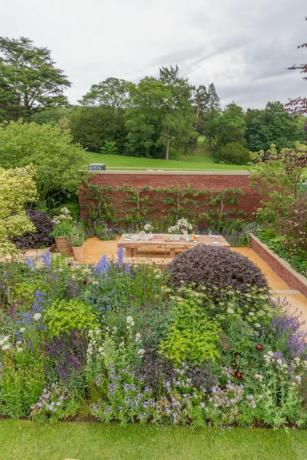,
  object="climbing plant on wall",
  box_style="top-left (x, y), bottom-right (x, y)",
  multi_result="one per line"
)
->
top-left (80, 183), bottom-right (247, 234)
